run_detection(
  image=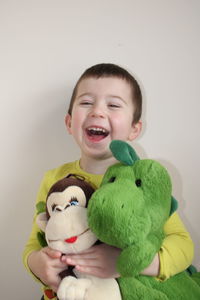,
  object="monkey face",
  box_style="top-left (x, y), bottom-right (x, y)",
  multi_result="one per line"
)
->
top-left (36, 177), bottom-right (97, 254)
